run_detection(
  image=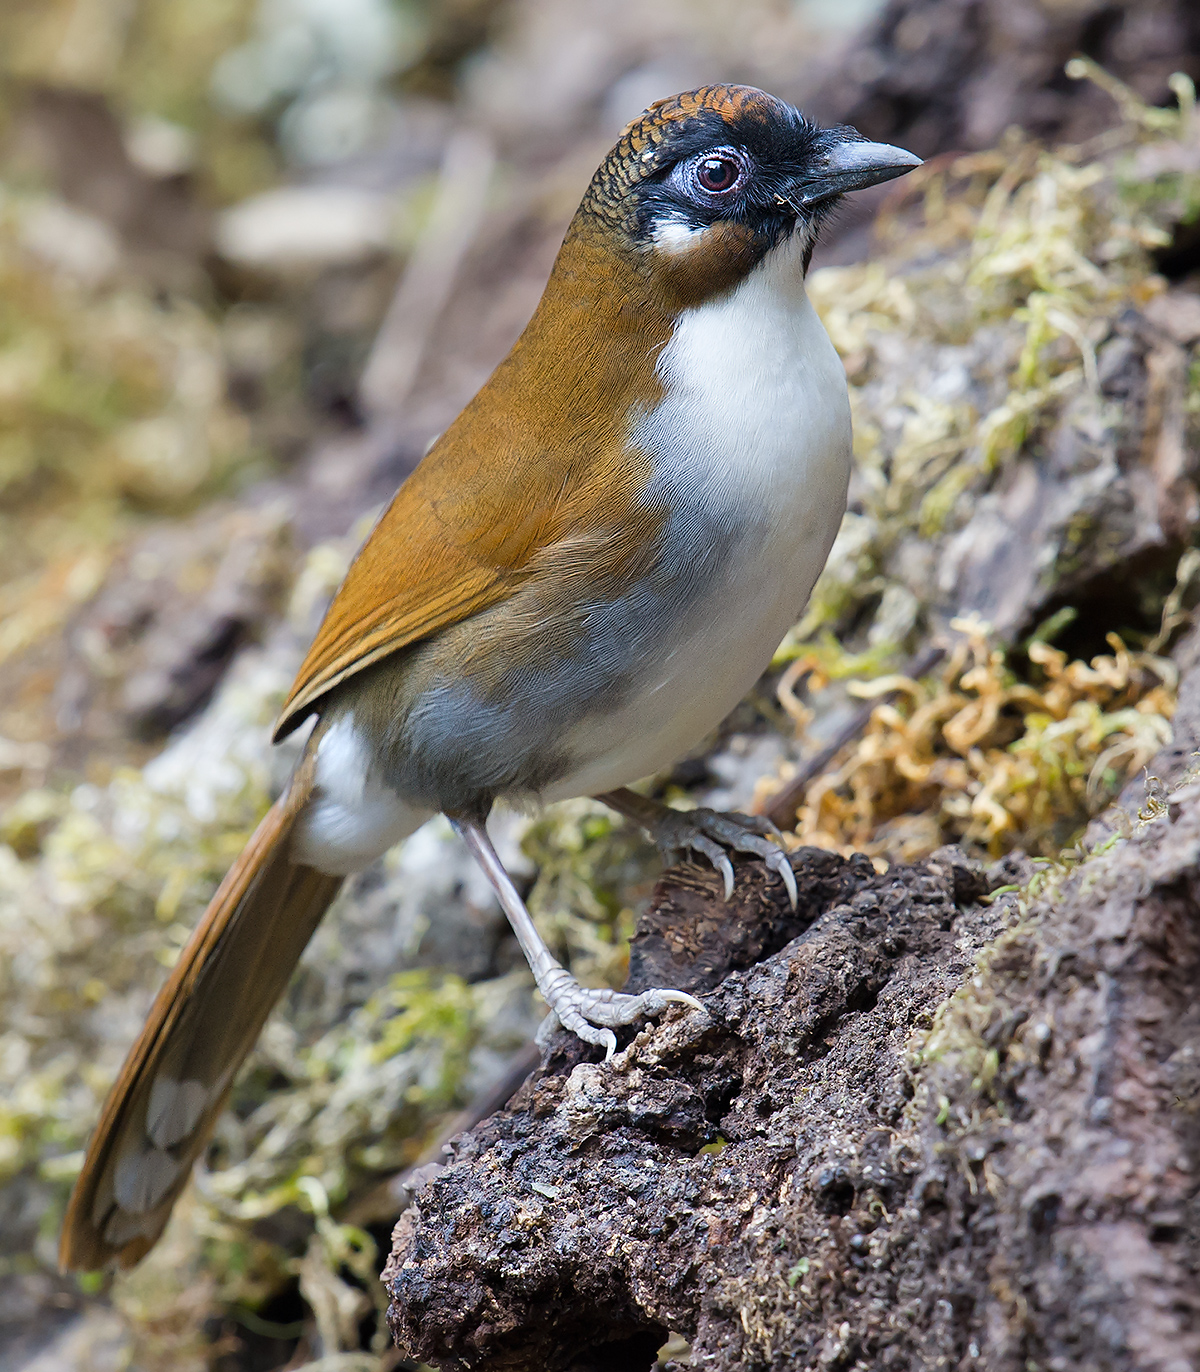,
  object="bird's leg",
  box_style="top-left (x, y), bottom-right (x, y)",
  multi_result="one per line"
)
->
top-left (595, 787), bottom-right (798, 909)
top-left (450, 815), bottom-right (702, 1060)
